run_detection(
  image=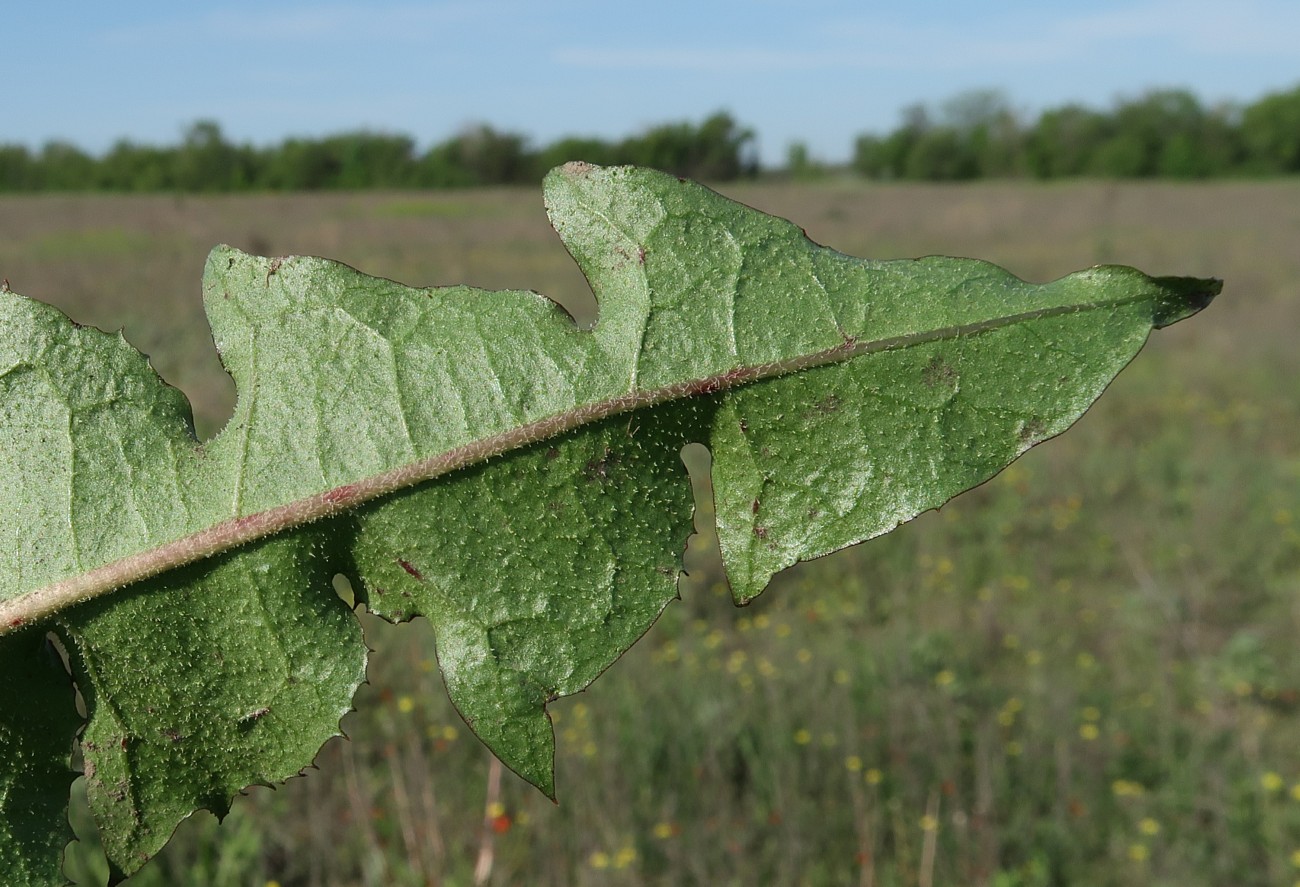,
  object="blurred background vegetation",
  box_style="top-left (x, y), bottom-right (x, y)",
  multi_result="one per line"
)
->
top-left (4, 83), bottom-right (1300, 192)
top-left (2, 169), bottom-right (1295, 885)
